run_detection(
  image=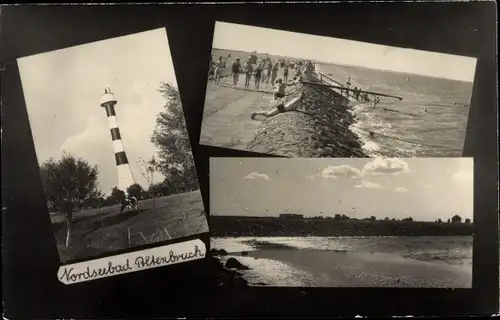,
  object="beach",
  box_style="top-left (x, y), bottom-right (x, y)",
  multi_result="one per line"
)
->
top-left (212, 236), bottom-right (473, 288)
top-left (203, 49), bottom-right (472, 158)
top-left (202, 49), bottom-right (366, 157)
